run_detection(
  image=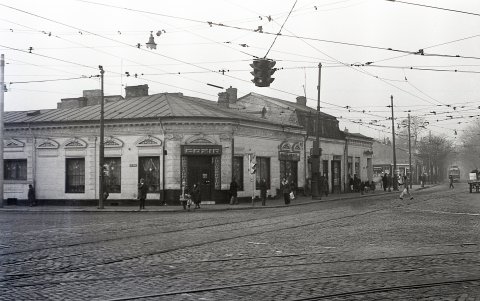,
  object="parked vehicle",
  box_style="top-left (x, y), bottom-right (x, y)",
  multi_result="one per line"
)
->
top-left (468, 169), bottom-right (480, 193)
